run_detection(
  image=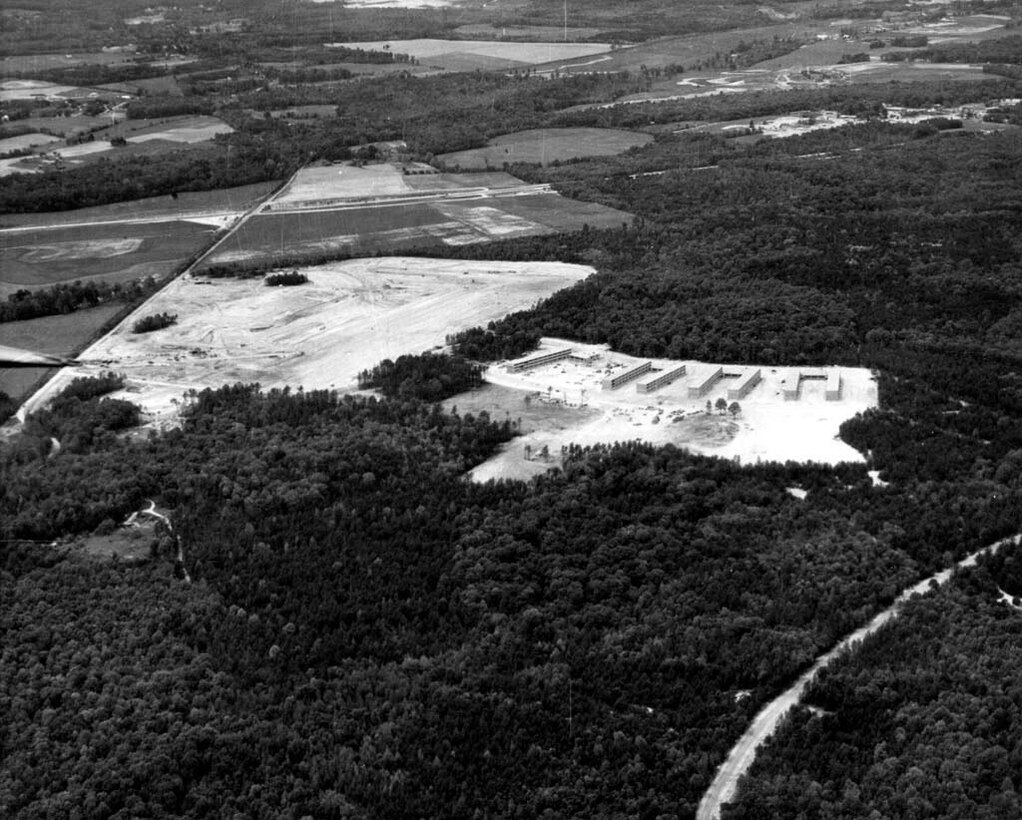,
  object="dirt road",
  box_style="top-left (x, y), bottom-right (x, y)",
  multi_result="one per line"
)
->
top-left (696, 533), bottom-right (1021, 820)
